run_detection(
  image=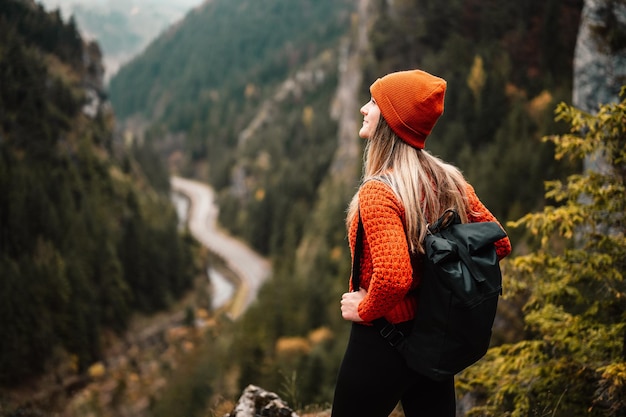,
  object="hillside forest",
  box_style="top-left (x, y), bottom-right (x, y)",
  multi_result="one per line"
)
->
top-left (1, 0), bottom-right (625, 416)
top-left (0, 0), bottom-right (200, 397)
